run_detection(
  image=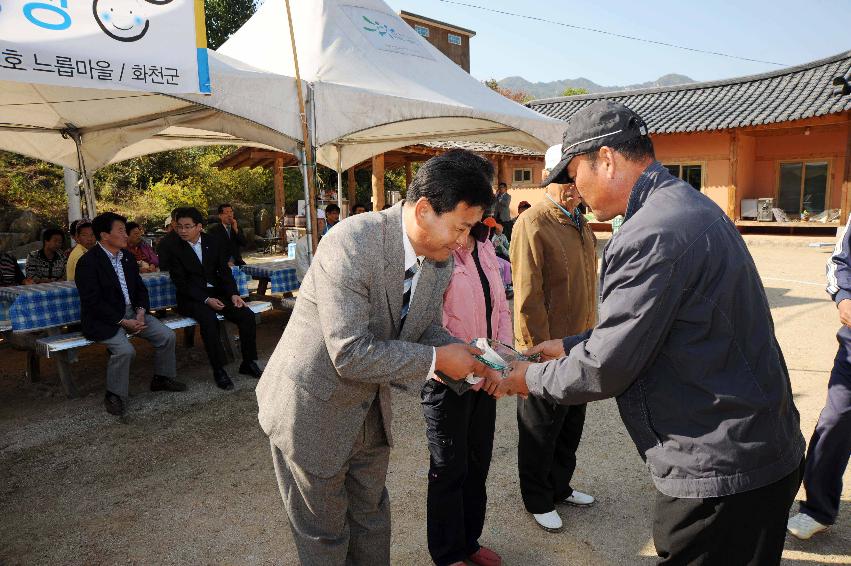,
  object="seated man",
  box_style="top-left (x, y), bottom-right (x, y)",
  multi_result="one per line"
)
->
top-left (0, 251), bottom-right (30, 286)
top-left (207, 203), bottom-right (246, 266)
top-left (156, 209), bottom-right (181, 272)
top-left (66, 221), bottom-right (96, 281)
top-left (323, 203), bottom-right (340, 234)
top-left (26, 228), bottom-right (67, 283)
top-left (168, 207), bottom-right (262, 390)
top-left (76, 212), bottom-right (185, 416)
